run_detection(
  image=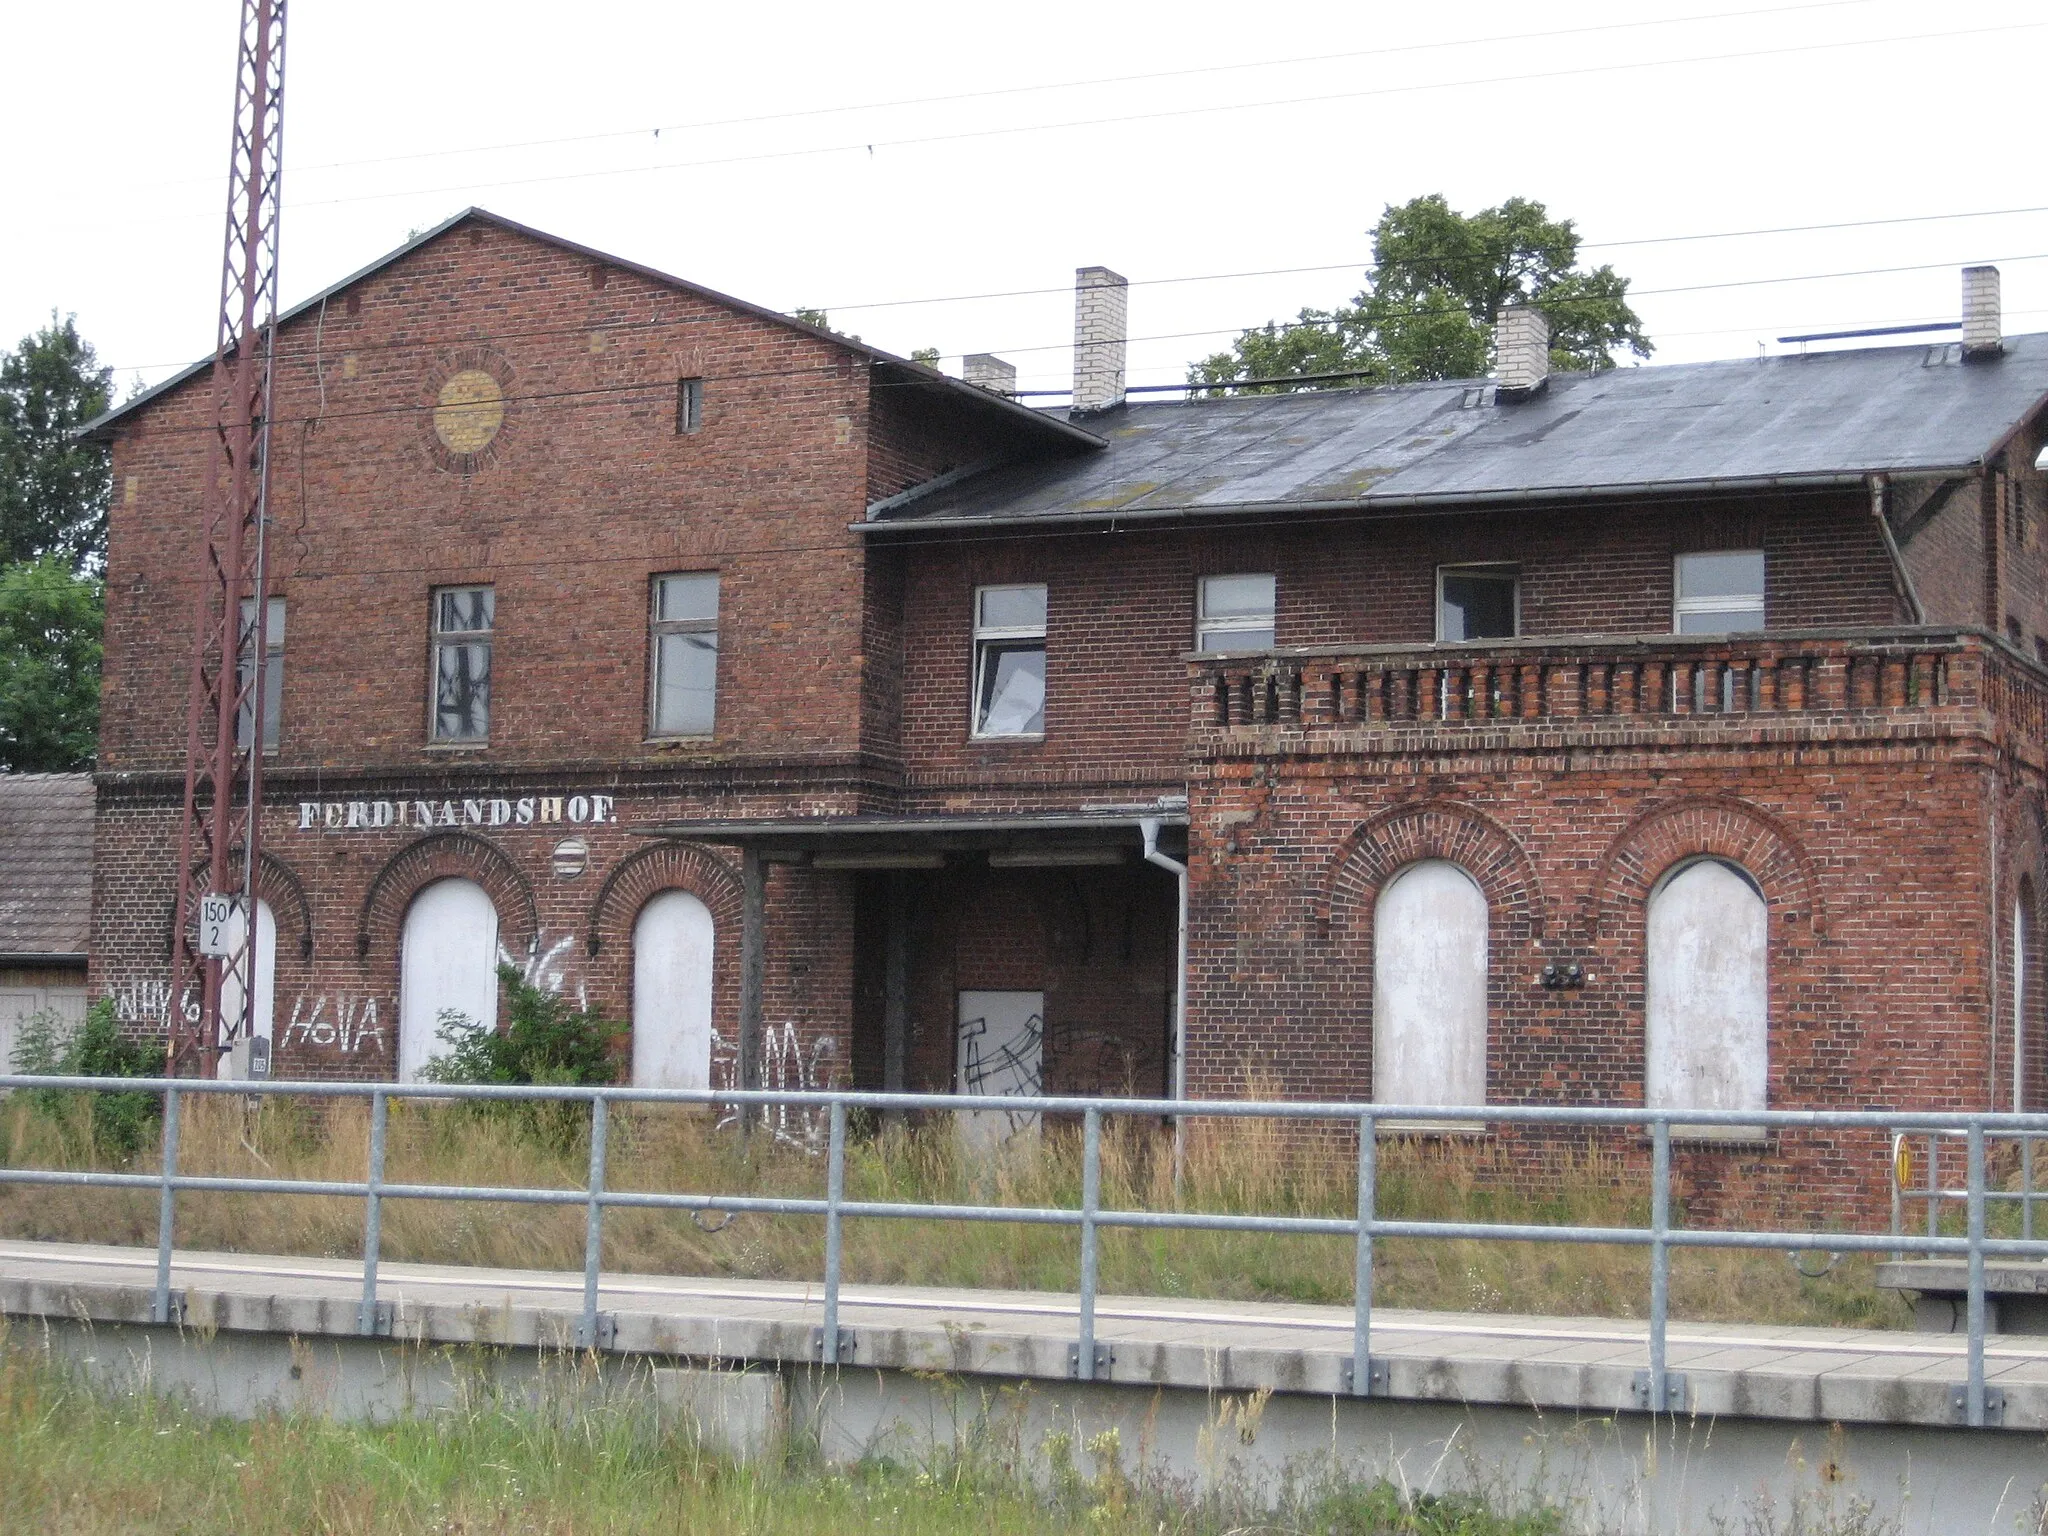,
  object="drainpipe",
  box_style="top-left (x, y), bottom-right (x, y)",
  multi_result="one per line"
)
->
top-left (1869, 475), bottom-right (1926, 624)
top-left (1140, 817), bottom-right (1190, 1176)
